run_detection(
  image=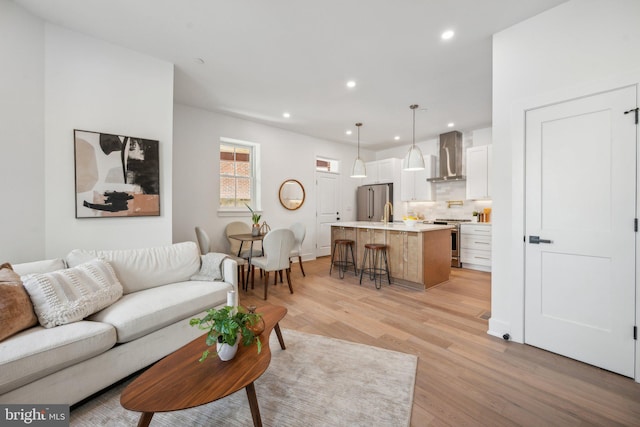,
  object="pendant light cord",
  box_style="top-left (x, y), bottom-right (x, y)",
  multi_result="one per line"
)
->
top-left (410, 104), bottom-right (418, 149)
